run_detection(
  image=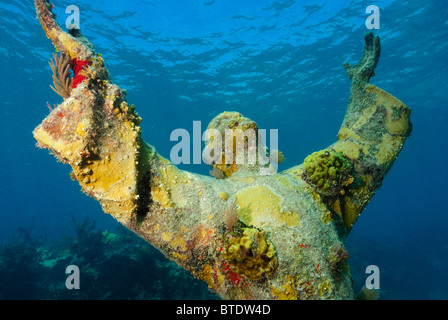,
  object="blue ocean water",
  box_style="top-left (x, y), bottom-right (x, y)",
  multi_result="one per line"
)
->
top-left (0, 0), bottom-right (447, 299)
